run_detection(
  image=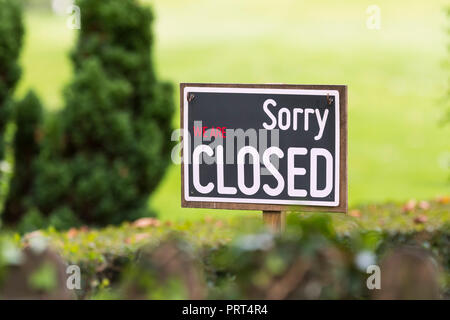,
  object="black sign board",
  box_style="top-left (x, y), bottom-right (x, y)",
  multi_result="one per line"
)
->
top-left (181, 84), bottom-right (347, 213)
